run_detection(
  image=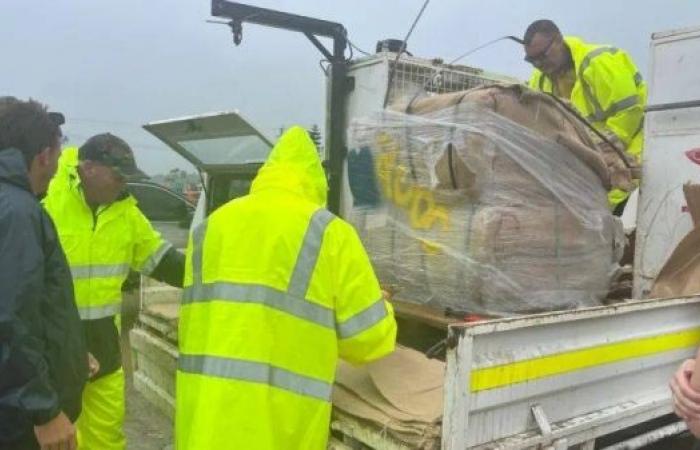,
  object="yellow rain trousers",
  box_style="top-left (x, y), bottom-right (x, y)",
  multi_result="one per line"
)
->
top-left (530, 36), bottom-right (647, 207)
top-left (76, 369), bottom-right (125, 450)
top-left (176, 126), bottom-right (397, 450)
